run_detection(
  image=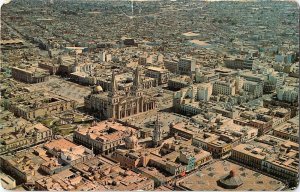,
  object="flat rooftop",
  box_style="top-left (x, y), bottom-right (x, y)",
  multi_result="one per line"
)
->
top-left (182, 32), bottom-right (200, 37)
top-left (189, 39), bottom-right (211, 46)
top-left (176, 160), bottom-right (285, 191)
top-left (75, 120), bottom-right (137, 142)
top-left (122, 112), bottom-right (191, 137)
